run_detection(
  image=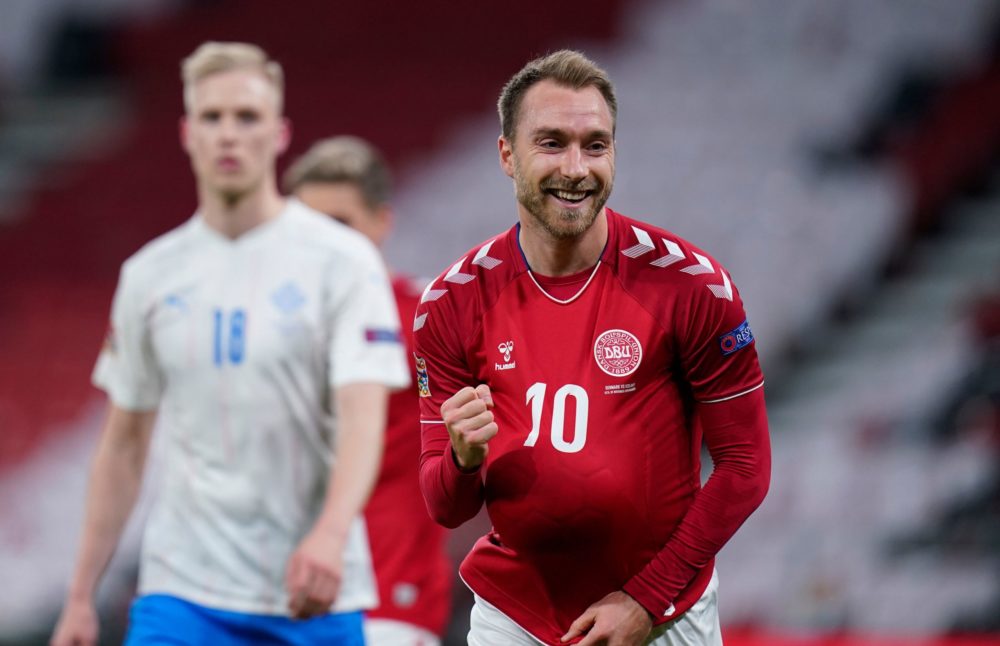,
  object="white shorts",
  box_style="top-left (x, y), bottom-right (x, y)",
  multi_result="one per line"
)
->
top-left (468, 569), bottom-right (722, 646)
top-left (363, 617), bottom-right (441, 646)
